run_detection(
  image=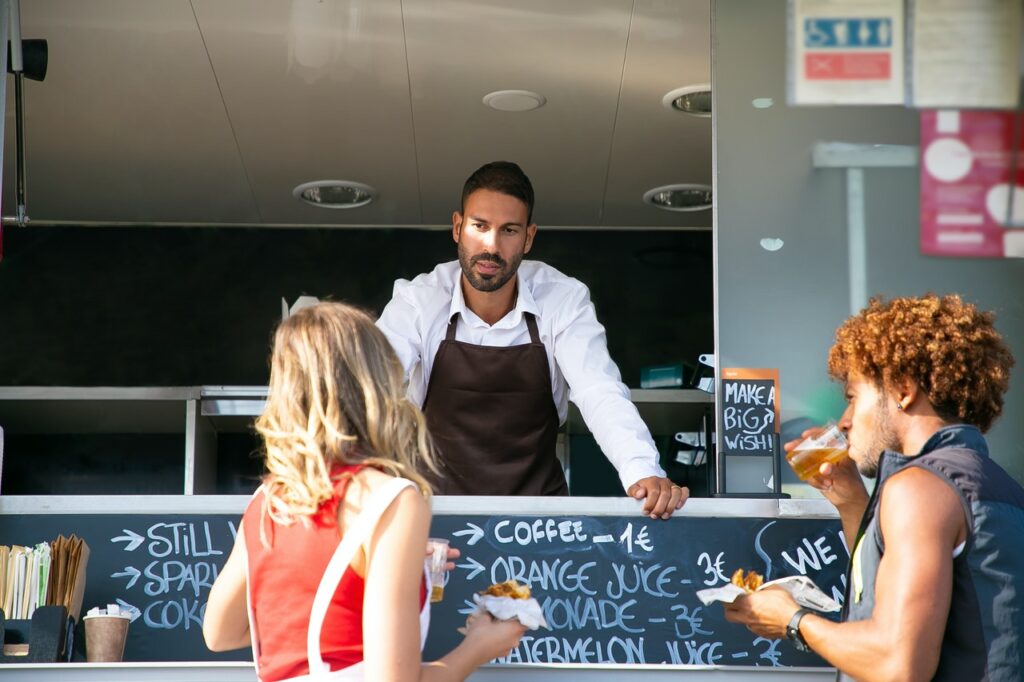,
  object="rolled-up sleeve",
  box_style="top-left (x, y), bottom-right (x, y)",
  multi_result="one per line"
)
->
top-left (551, 283), bottom-right (666, 492)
